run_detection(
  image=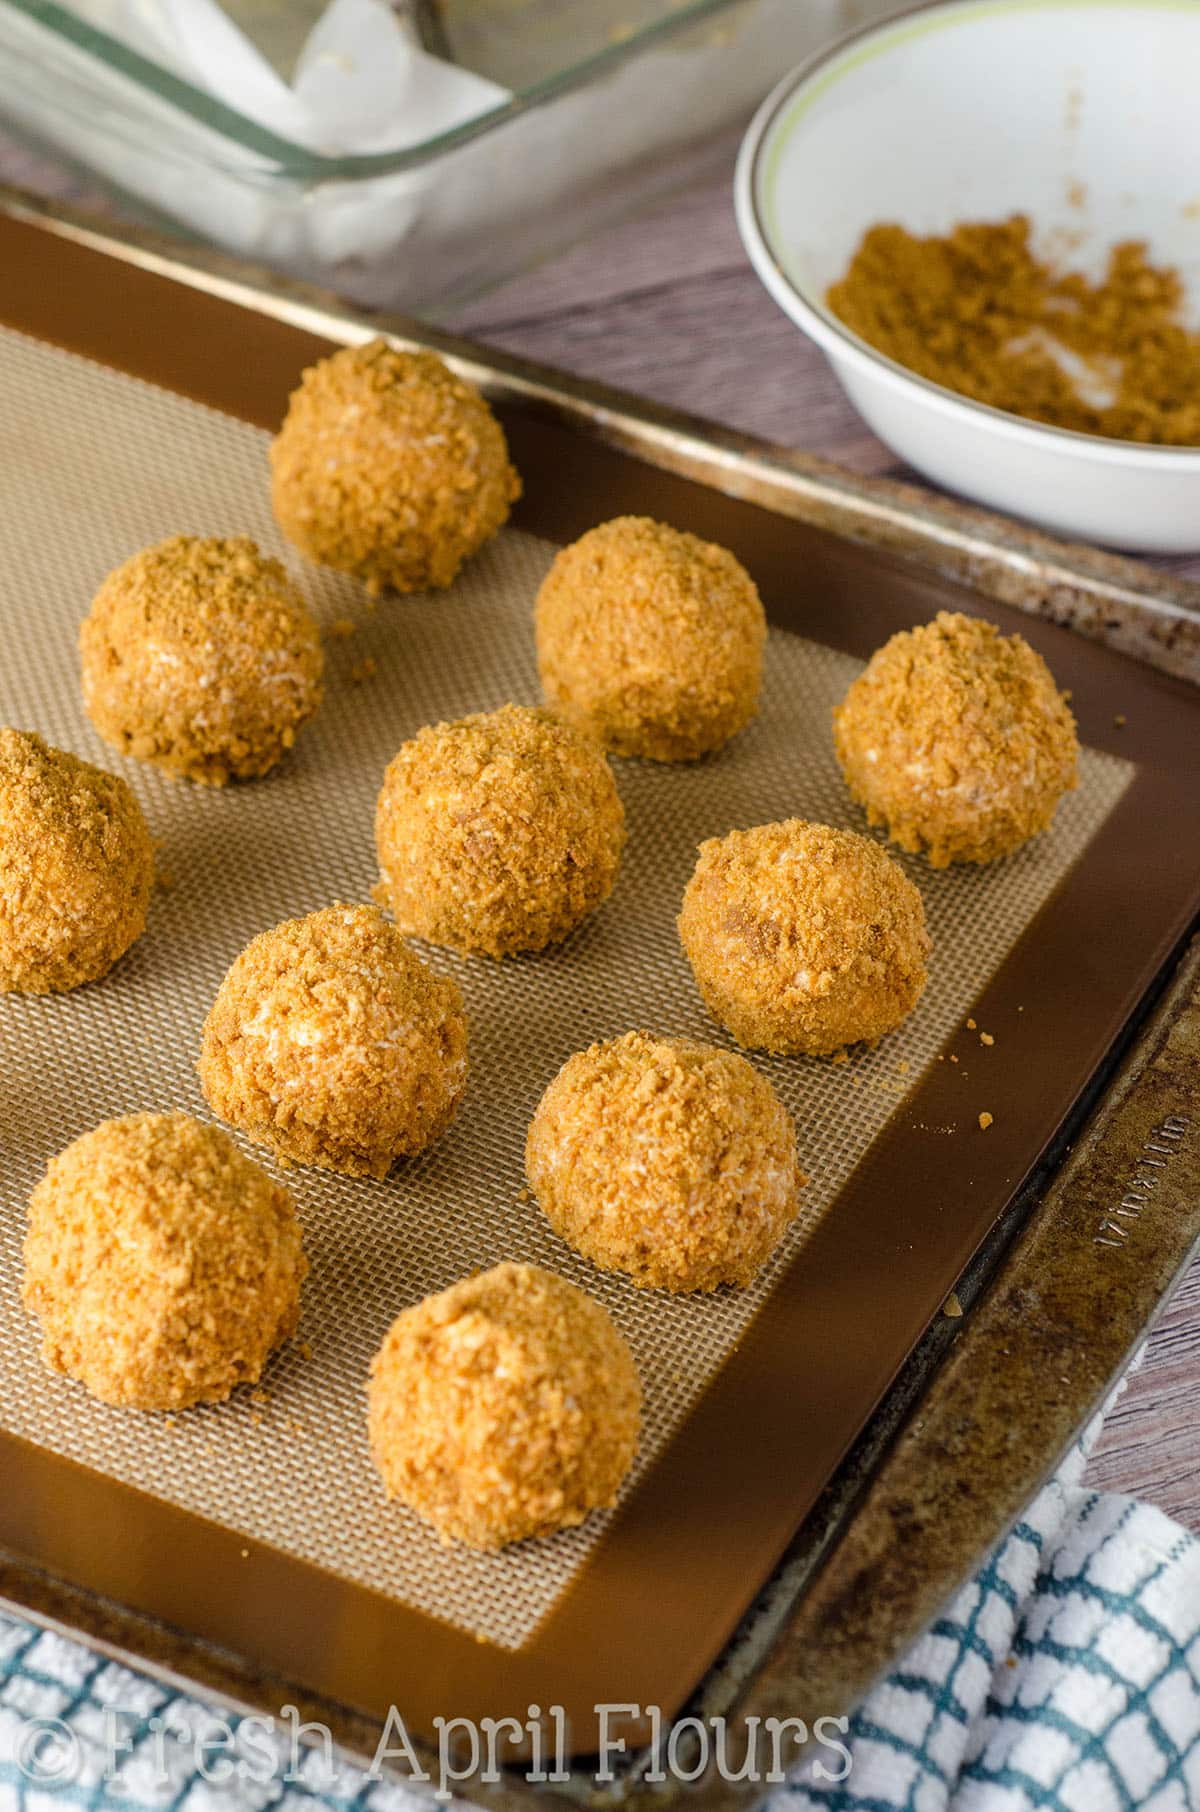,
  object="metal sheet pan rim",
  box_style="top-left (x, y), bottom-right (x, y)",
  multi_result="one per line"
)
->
top-left (3, 183), bottom-right (1199, 689)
